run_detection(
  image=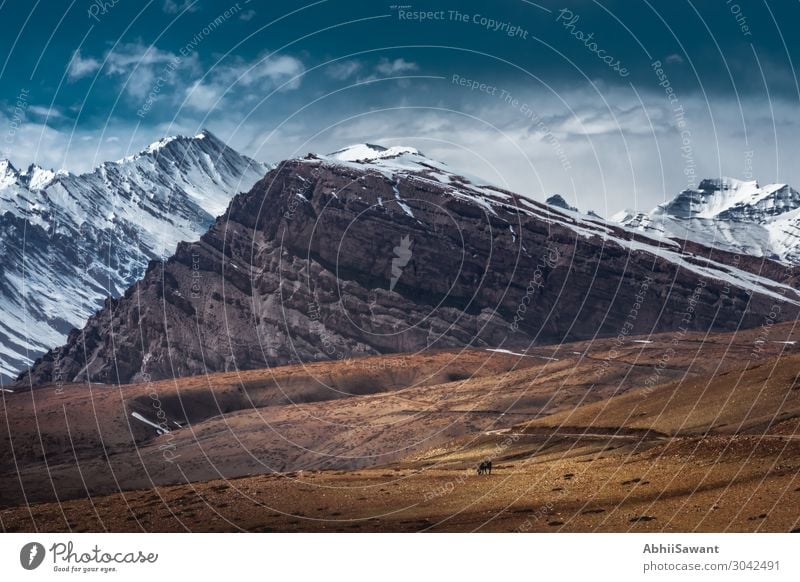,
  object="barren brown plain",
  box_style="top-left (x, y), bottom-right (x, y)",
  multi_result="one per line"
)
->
top-left (2, 324), bottom-right (799, 532)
